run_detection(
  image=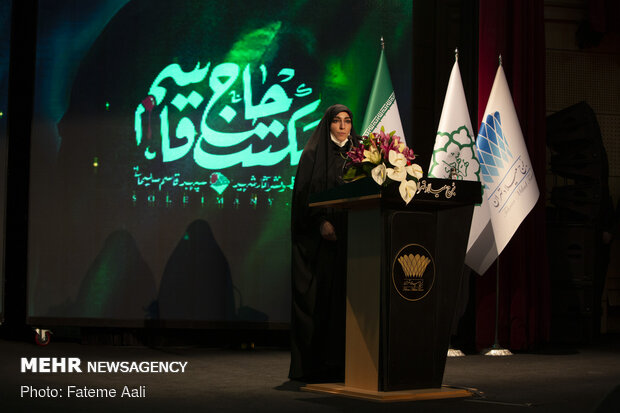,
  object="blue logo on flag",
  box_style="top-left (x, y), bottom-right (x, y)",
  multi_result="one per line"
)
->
top-left (475, 111), bottom-right (513, 184)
